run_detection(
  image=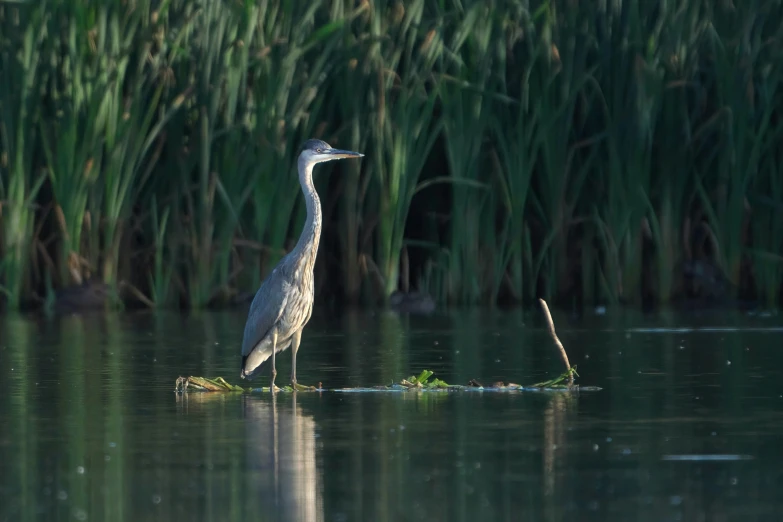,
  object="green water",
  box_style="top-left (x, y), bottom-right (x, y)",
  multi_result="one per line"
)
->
top-left (1, 308), bottom-right (782, 521)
